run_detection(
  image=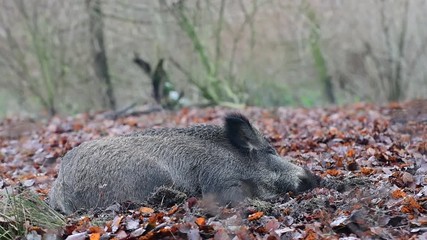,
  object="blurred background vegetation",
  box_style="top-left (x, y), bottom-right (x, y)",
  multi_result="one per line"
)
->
top-left (0, 0), bottom-right (425, 118)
